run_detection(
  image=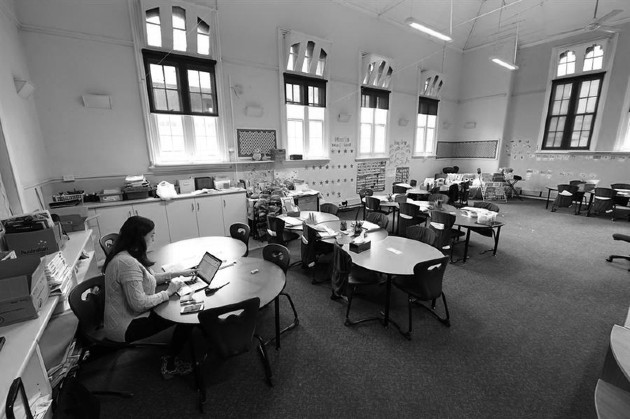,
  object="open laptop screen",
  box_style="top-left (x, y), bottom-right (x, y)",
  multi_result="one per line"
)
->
top-left (196, 252), bottom-right (223, 285)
